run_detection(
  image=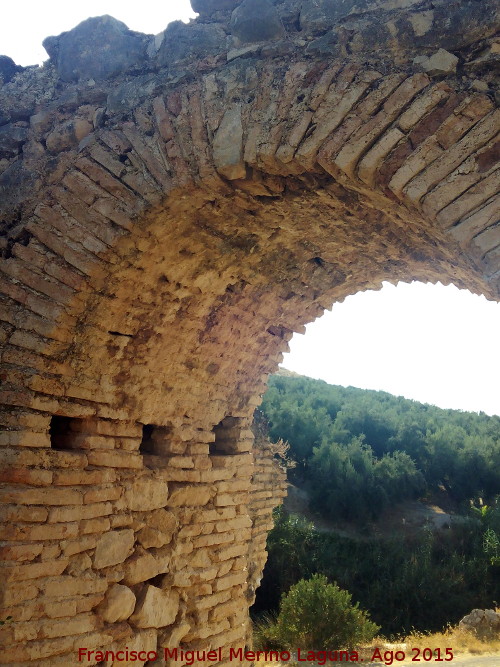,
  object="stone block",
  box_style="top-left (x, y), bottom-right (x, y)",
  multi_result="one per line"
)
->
top-left (137, 508), bottom-right (176, 549)
top-left (3, 558), bottom-right (69, 582)
top-left (87, 450), bottom-right (143, 468)
top-left (0, 542), bottom-right (43, 562)
top-left (157, 22), bottom-right (226, 66)
top-left (42, 575), bottom-right (108, 598)
top-left (190, 0), bottom-right (239, 15)
top-left (300, 0), bottom-right (370, 33)
top-left (414, 49), bottom-right (459, 76)
top-left (52, 469), bottom-right (116, 486)
top-left (43, 16), bottom-right (148, 82)
top-left (0, 521), bottom-right (79, 542)
top-left (83, 485), bottom-right (122, 504)
top-left (0, 124), bottom-right (28, 158)
top-left (0, 55), bottom-right (23, 84)
top-left (48, 502), bottom-right (113, 523)
top-left (43, 598), bottom-right (78, 619)
top-left (167, 485), bottom-right (212, 507)
top-left (81, 517), bottom-right (111, 534)
top-left (123, 549), bottom-right (160, 585)
top-left (61, 534), bottom-right (98, 557)
top-left (129, 585), bottom-right (179, 628)
top-left (65, 552), bottom-right (92, 576)
top-left (97, 584), bottom-right (136, 623)
top-left (45, 120), bottom-right (92, 153)
top-left (213, 571), bottom-right (247, 592)
top-left (93, 529), bottom-right (135, 569)
top-left (124, 477), bottom-right (169, 511)
top-left (213, 106), bottom-right (246, 181)
top-left (0, 486), bottom-right (82, 506)
top-left (230, 0), bottom-right (285, 44)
